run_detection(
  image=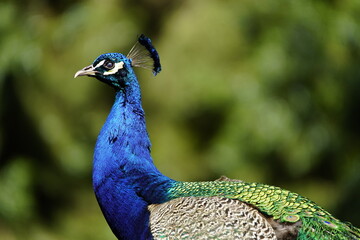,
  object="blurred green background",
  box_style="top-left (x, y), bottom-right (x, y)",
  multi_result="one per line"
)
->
top-left (1, 0), bottom-right (360, 239)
